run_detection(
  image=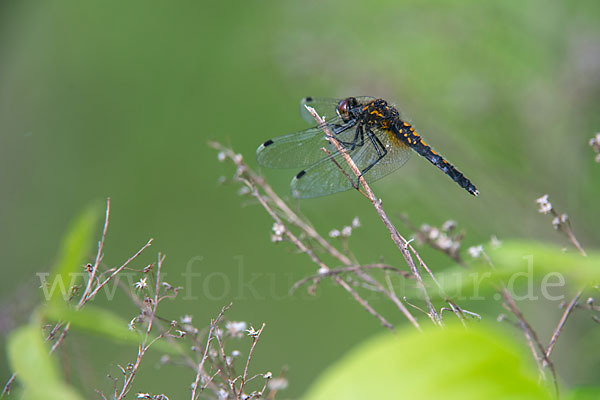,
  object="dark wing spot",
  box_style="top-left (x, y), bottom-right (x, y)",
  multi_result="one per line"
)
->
top-left (263, 139), bottom-right (274, 147)
top-left (296, 170), bottom-right (306, 179)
